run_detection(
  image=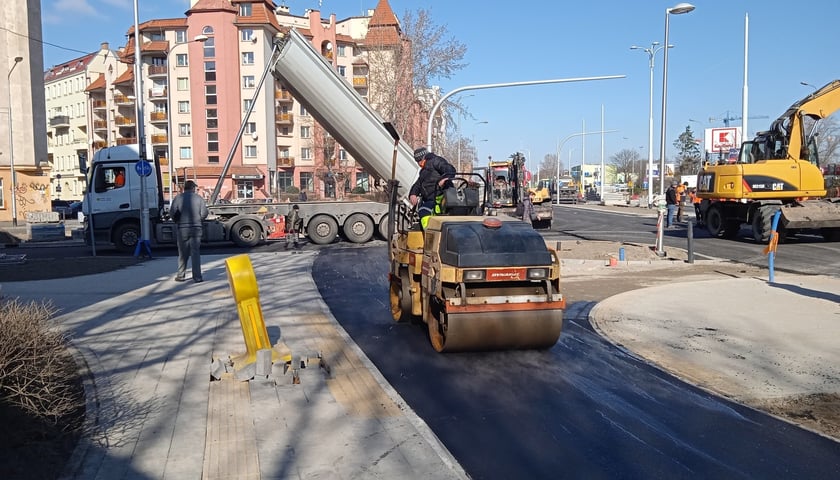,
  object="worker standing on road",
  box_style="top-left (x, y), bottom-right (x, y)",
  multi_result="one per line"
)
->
top-left (171, 180), bottom-right (209, 283)
top-left (409, 147), bottom-right (456, 230)
top-left (285, 204), bottom-right (302, 249)
top-left (665, 182), bottom-right (678, 228)
top-left (522, 191), bottom-right (537, 227)
top-left (691, 188), bottom-right (703, 225)
top-left (675, 181), bottom-right (687, 222)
